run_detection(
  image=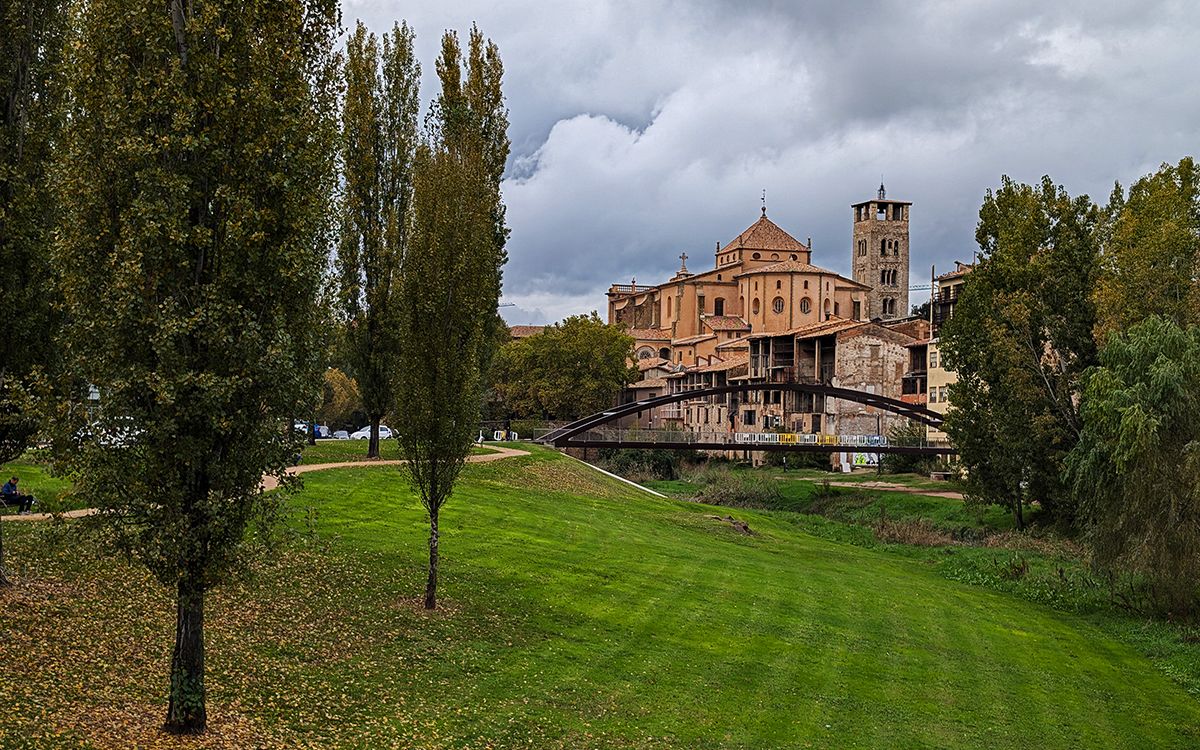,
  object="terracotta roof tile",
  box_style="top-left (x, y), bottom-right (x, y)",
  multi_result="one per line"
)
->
top-left (625, 328), bottom-right (671, 341)
top-left (736, 260), bottom-right (872, 290)
top-left (718, 215), bottom-right (809, 255)
top-left (673, 334), bottom-right (717, 346)
top-left (694, 354), bottom-right (749, 373)
top-left (637, 357), bottom-right (670, 371)
top-left (745, 317), bottom-right (865, 340)
top-left (629, 377), bottom-right (669, 389)
top-left (715, 338), bottom-right (750, 350)
top-left (702, 315), bottom-right (750, 331)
